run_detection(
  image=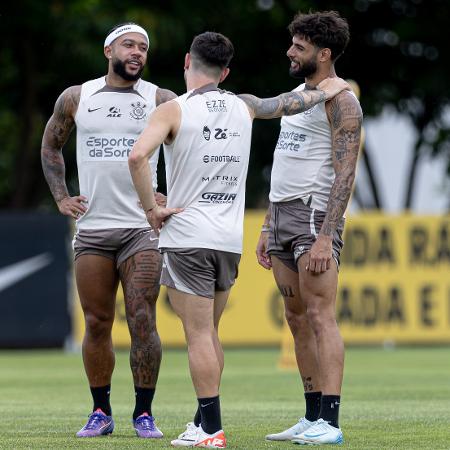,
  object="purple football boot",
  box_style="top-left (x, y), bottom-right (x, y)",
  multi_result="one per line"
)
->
top-left (76, 408), bottom-right (114, 437)
top-left (133, 412), bottom-right (163, 438)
